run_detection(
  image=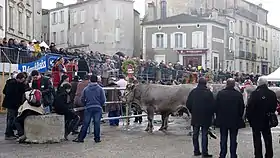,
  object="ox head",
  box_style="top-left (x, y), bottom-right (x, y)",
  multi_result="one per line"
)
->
top-left (122, 83), bottom-right (137, 103)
